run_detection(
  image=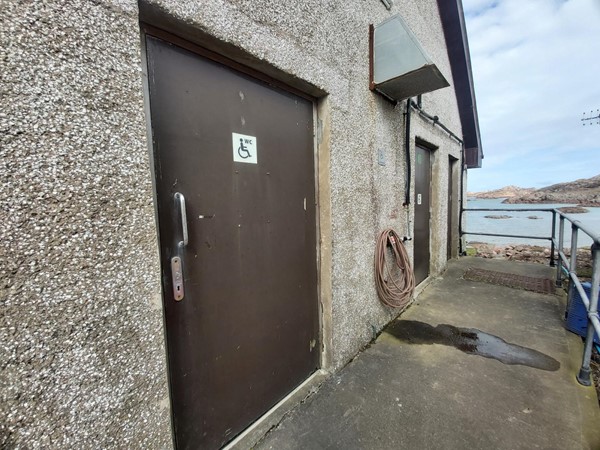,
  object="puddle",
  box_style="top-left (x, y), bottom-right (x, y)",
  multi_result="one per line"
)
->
top-left (385, 320), bottom-right (560, 371)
